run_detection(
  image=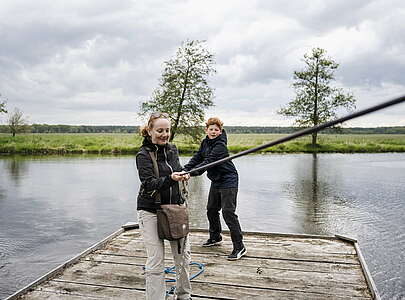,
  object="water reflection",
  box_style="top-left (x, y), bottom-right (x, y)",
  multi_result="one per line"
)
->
top-left (179, 157), bottom-right (209, 229)
top-left (311, 153), bottom-right (318, 203)
top-left (2, 156), bottom-right (29, 185)
top-left (282, 154), bottom-right (319, 234)
top-left (300, 153), bottom-right (322, 232)
top-left (187, 176), bottom-right (209, 229)
top-left (283, 153), bottom-right (349, 235)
